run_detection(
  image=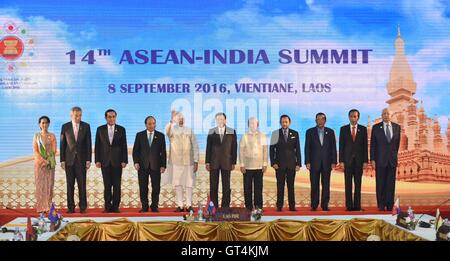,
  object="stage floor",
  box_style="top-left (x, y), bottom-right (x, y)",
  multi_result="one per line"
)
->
top-left (0, 213), bottom-right (437, 241)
